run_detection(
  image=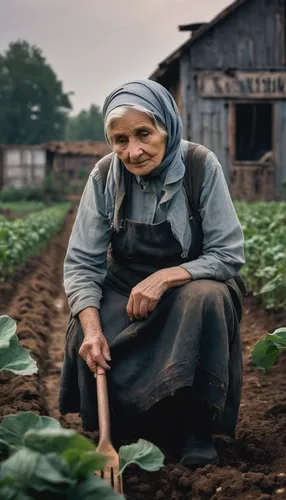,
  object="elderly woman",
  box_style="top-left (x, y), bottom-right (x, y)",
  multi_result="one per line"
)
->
top-left (59, 80), bottom-right (246, 468)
